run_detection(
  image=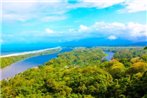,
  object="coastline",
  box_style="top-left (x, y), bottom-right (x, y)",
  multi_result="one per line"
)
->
top-left (0, 46), bottom-right (62, 58)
